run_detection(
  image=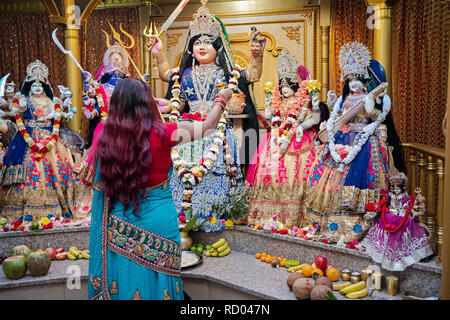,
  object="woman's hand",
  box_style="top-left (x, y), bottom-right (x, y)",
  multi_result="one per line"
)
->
top-left (154, 98), bottom-right (170, 113)
top-left (147, 36), bottom-right (163, 54)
